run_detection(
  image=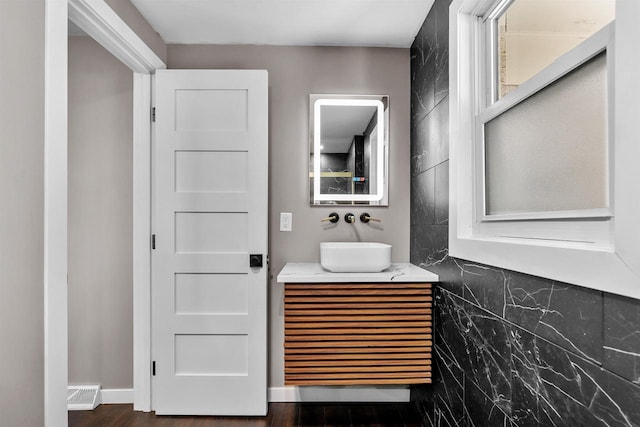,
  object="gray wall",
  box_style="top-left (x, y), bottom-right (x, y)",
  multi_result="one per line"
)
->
top-left (105, 0), bottom-right (167, 63)
top-left (167, 45), bottom-right (411, 386)
top-left (410, 0), bottom-right (640, 425)
top-left (0, 1), bottom-right (45, 425)
top-left (68, 36), bottom-right (134, 389)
